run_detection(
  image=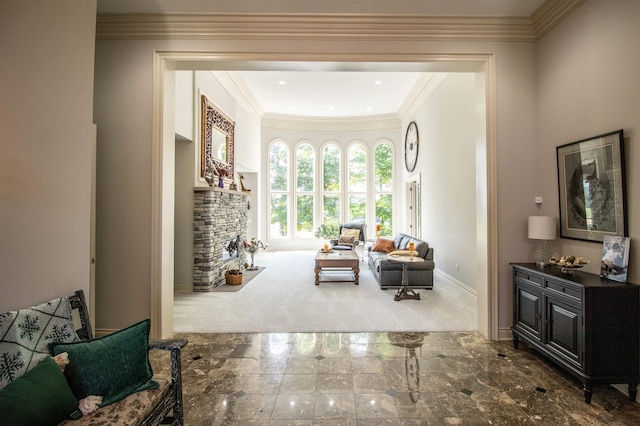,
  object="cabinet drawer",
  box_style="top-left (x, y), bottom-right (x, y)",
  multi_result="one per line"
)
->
top-left (514, 269), bottom-right (543, 286)
top-left (545, 280), bottom-right (582, 302)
